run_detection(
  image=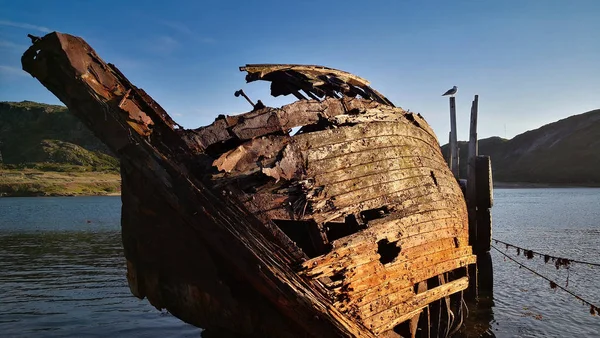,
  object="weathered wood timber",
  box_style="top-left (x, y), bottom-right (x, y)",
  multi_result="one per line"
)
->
top-left (22, 32), bottom-right (476, 337)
